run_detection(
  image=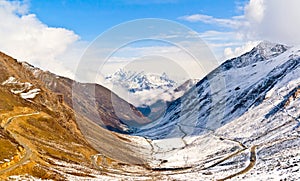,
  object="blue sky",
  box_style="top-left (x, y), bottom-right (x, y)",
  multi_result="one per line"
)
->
top-left (29, 0), bottom-right (244, 41)
top-left (0, 0), bottom-right (299, 82)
